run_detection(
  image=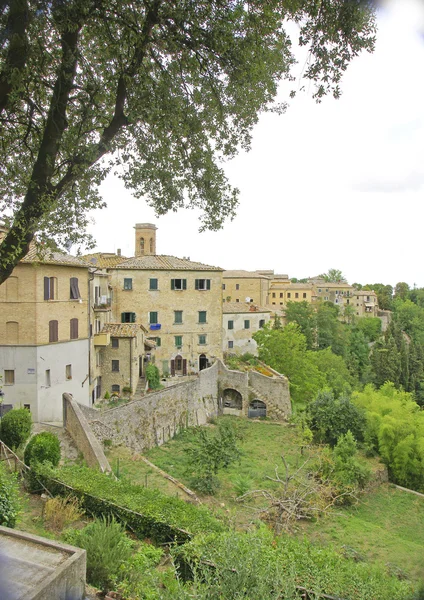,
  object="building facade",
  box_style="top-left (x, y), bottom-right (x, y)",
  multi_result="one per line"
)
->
top-left (222, 303), bottom-right (271, 355)
top-left (222, 270), bottom-right (271, 306)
